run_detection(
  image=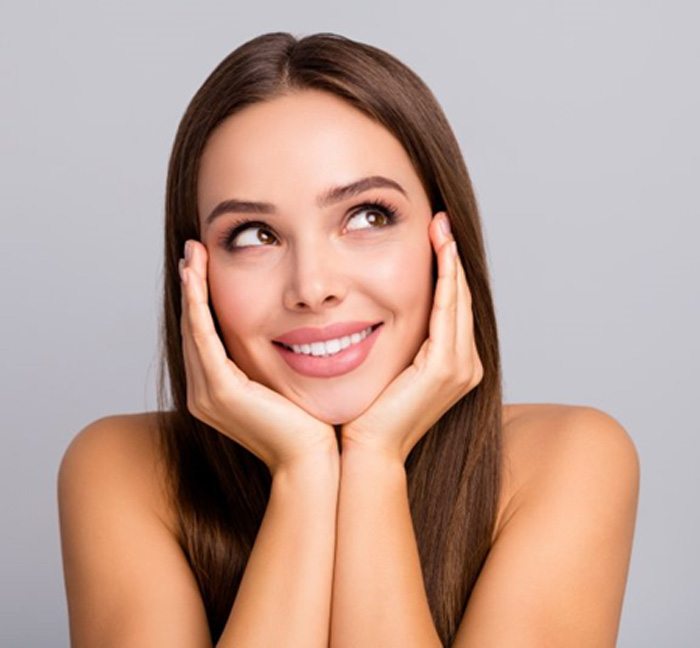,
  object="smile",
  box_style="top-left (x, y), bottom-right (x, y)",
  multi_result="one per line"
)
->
top-left (272, 323), bottom-right (383, 378)
top-left (280, 325), bottom-right (375, 357)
